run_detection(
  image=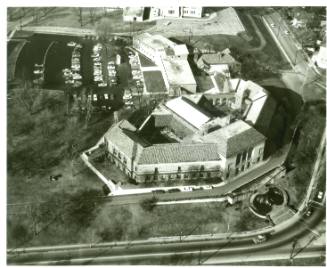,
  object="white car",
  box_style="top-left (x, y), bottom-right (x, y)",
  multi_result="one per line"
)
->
top-left (72, 73), bottom-right (82, 80)
top-left (75, 44), bottom-right (82, 48)
top-left (67, 41), bottom-right (76, 47)
top-left (270, 23), bottom-right (275, 28)
top-left (181, 186), bottom-right (193, 192)
top-left (202, 185), bottom-right (213, 190)
top-left (98, 83), bottom-right (107, 87)
top-left (93, 94), bottom-right (98, 101)
top-left (317, 191), bottom-right (324, 200)
top-left (284, 30), bottom-right (290, 35)
top-left (104, 93), bottom-right (109, 100)
top-left (108, 61), bottom-right (115, 65)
